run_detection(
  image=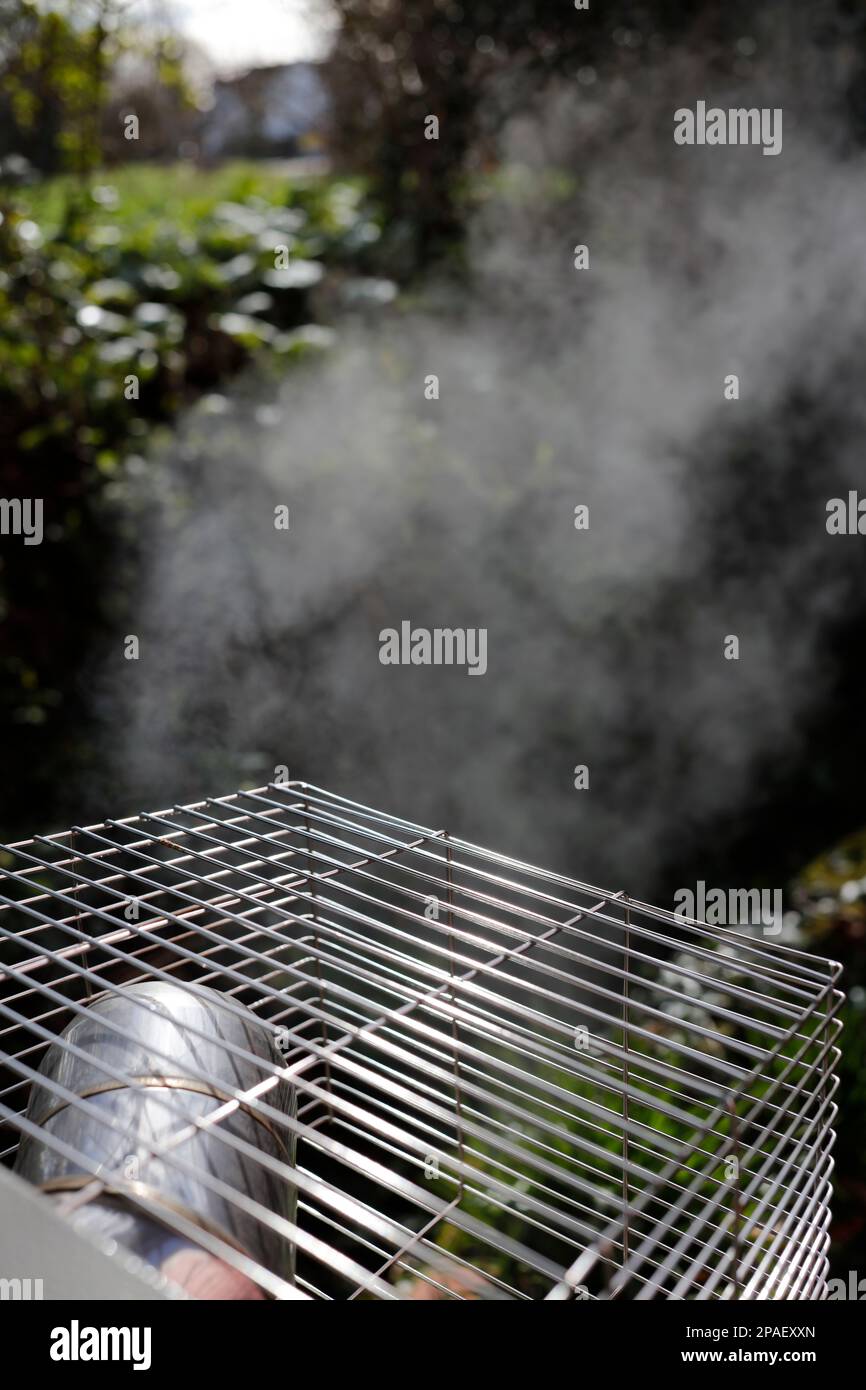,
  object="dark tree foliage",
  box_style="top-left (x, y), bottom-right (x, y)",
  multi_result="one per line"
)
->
top-left (0, 0), bottom-right (109, 174)
top-left (327, 0), bottom-right (866, 270)
top-left (0, 0), bottom-right (196, 174)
